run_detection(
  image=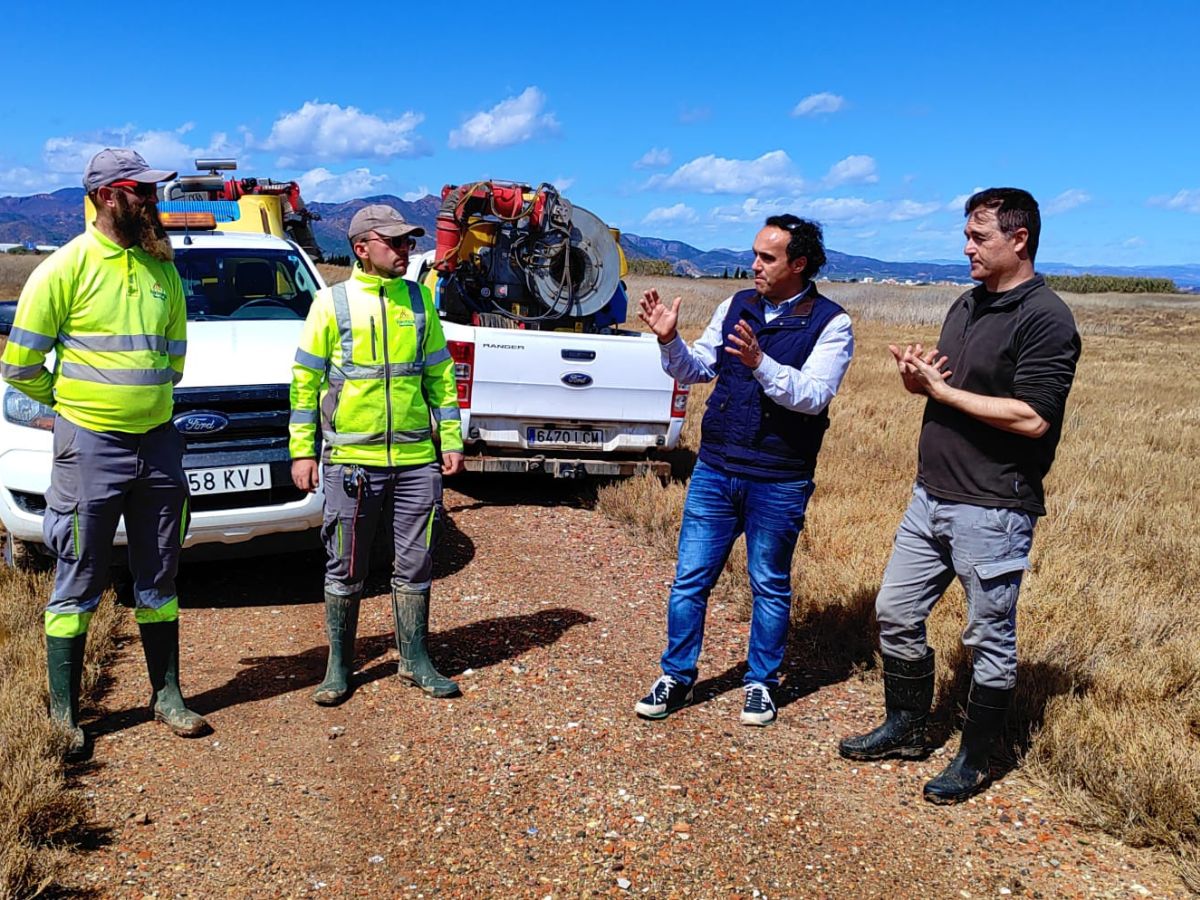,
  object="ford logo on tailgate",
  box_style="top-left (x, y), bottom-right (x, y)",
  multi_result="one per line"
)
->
top-left (561, 372), bottom-right (593, 388)
top-left (174, 411), bottom-right (230, 435)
